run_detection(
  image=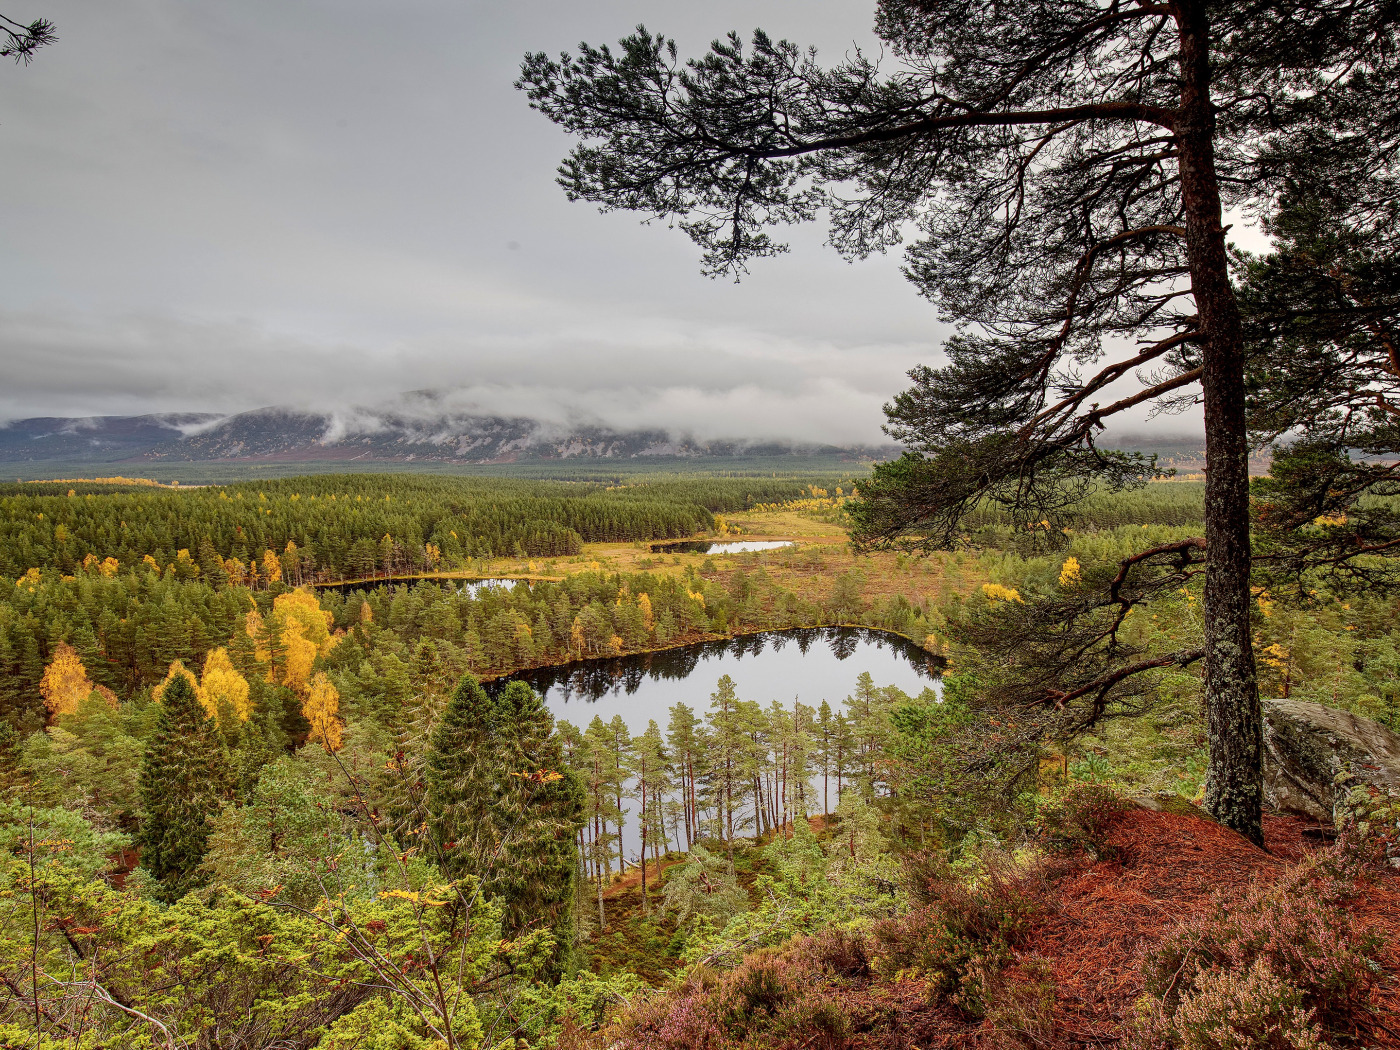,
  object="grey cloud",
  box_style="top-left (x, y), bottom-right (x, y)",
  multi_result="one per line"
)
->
top-left (0, 0), bottom-right (1211, 448)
